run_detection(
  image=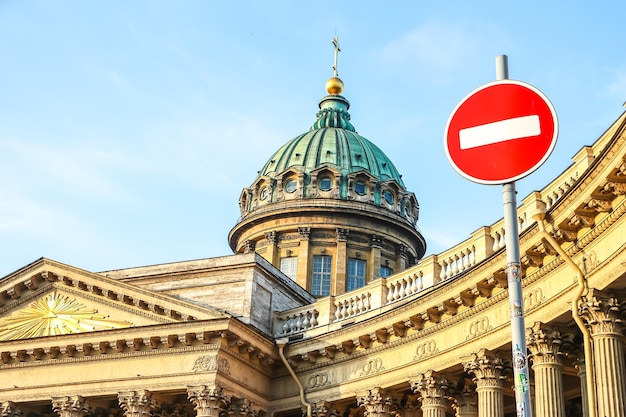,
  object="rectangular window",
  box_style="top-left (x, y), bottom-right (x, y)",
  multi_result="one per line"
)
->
top-left (347, 258), bottom-right (366, 291)
top-left (312, 255), bottom-right (332, 296)
top-left (380, 265), bottom-right (393, 278)
top-left (280, 257), bottom-right (298, 280)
